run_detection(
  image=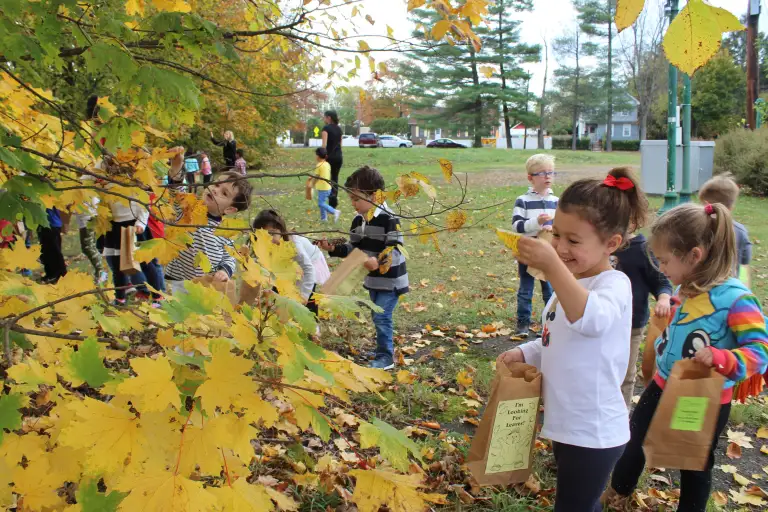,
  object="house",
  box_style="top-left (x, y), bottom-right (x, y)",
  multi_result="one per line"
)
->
top-left (583, 93), bottom-right (640, 142)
